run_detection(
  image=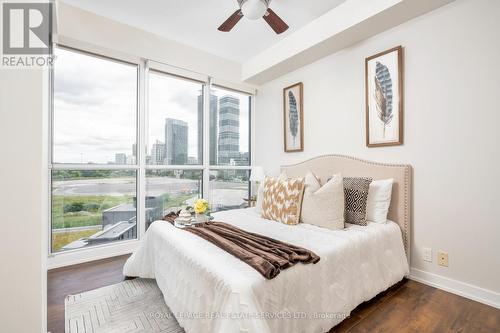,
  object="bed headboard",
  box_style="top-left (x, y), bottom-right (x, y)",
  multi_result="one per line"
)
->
top-left (281, 154), bottom-right (412, 263)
